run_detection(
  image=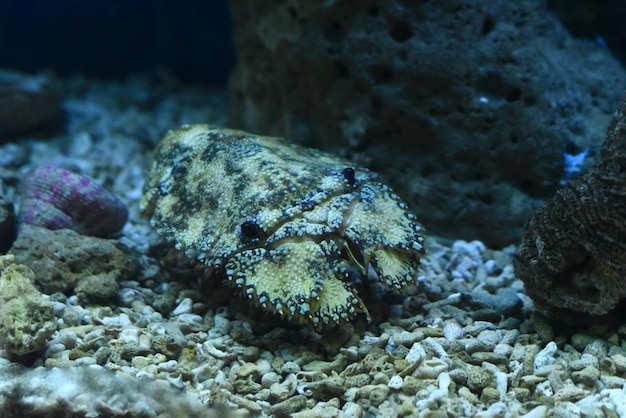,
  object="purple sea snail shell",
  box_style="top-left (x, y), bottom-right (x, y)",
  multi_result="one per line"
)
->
top-left (19, 165), bottom-right (128, 237)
